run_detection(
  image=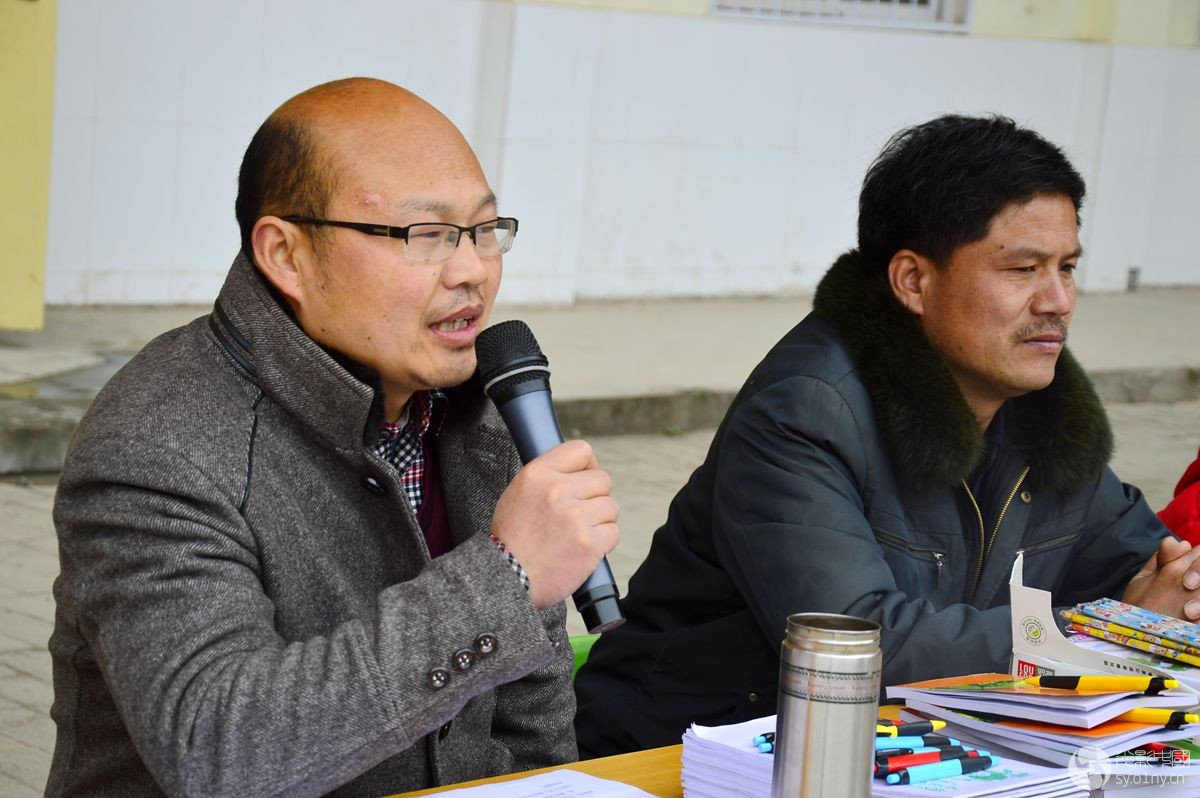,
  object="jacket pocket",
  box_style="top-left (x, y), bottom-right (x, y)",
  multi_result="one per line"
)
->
top-left (1019, 531), bottom-right (1081, 557)
top-left (876, 530), bottom-right (951, 596)
top-left (1016, 527), bottom-right (1083, 588)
